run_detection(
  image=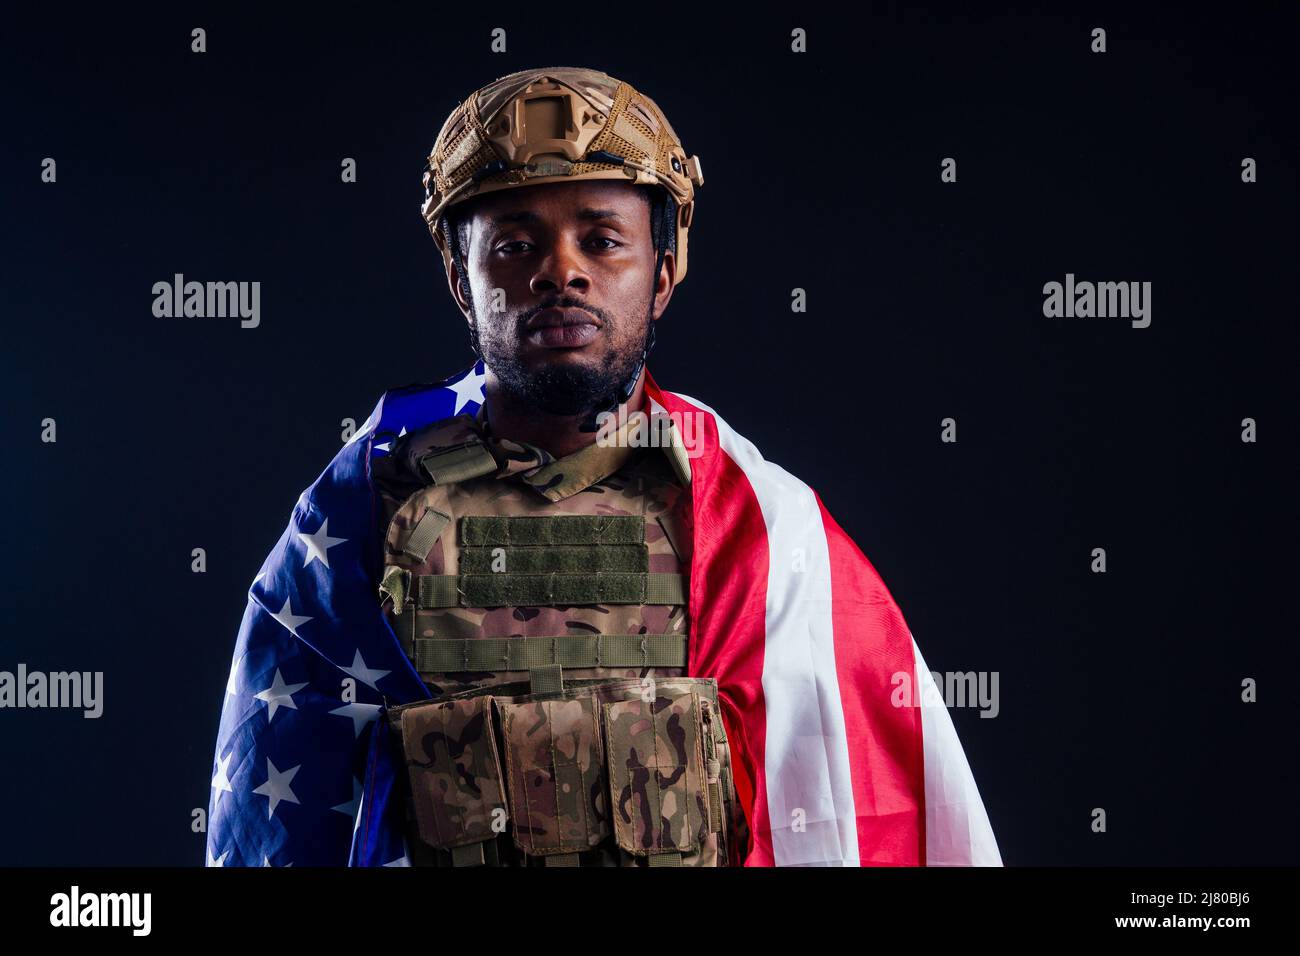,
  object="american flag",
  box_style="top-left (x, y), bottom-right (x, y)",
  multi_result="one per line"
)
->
top-left (206, 359), bottom-right (1001, 867)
